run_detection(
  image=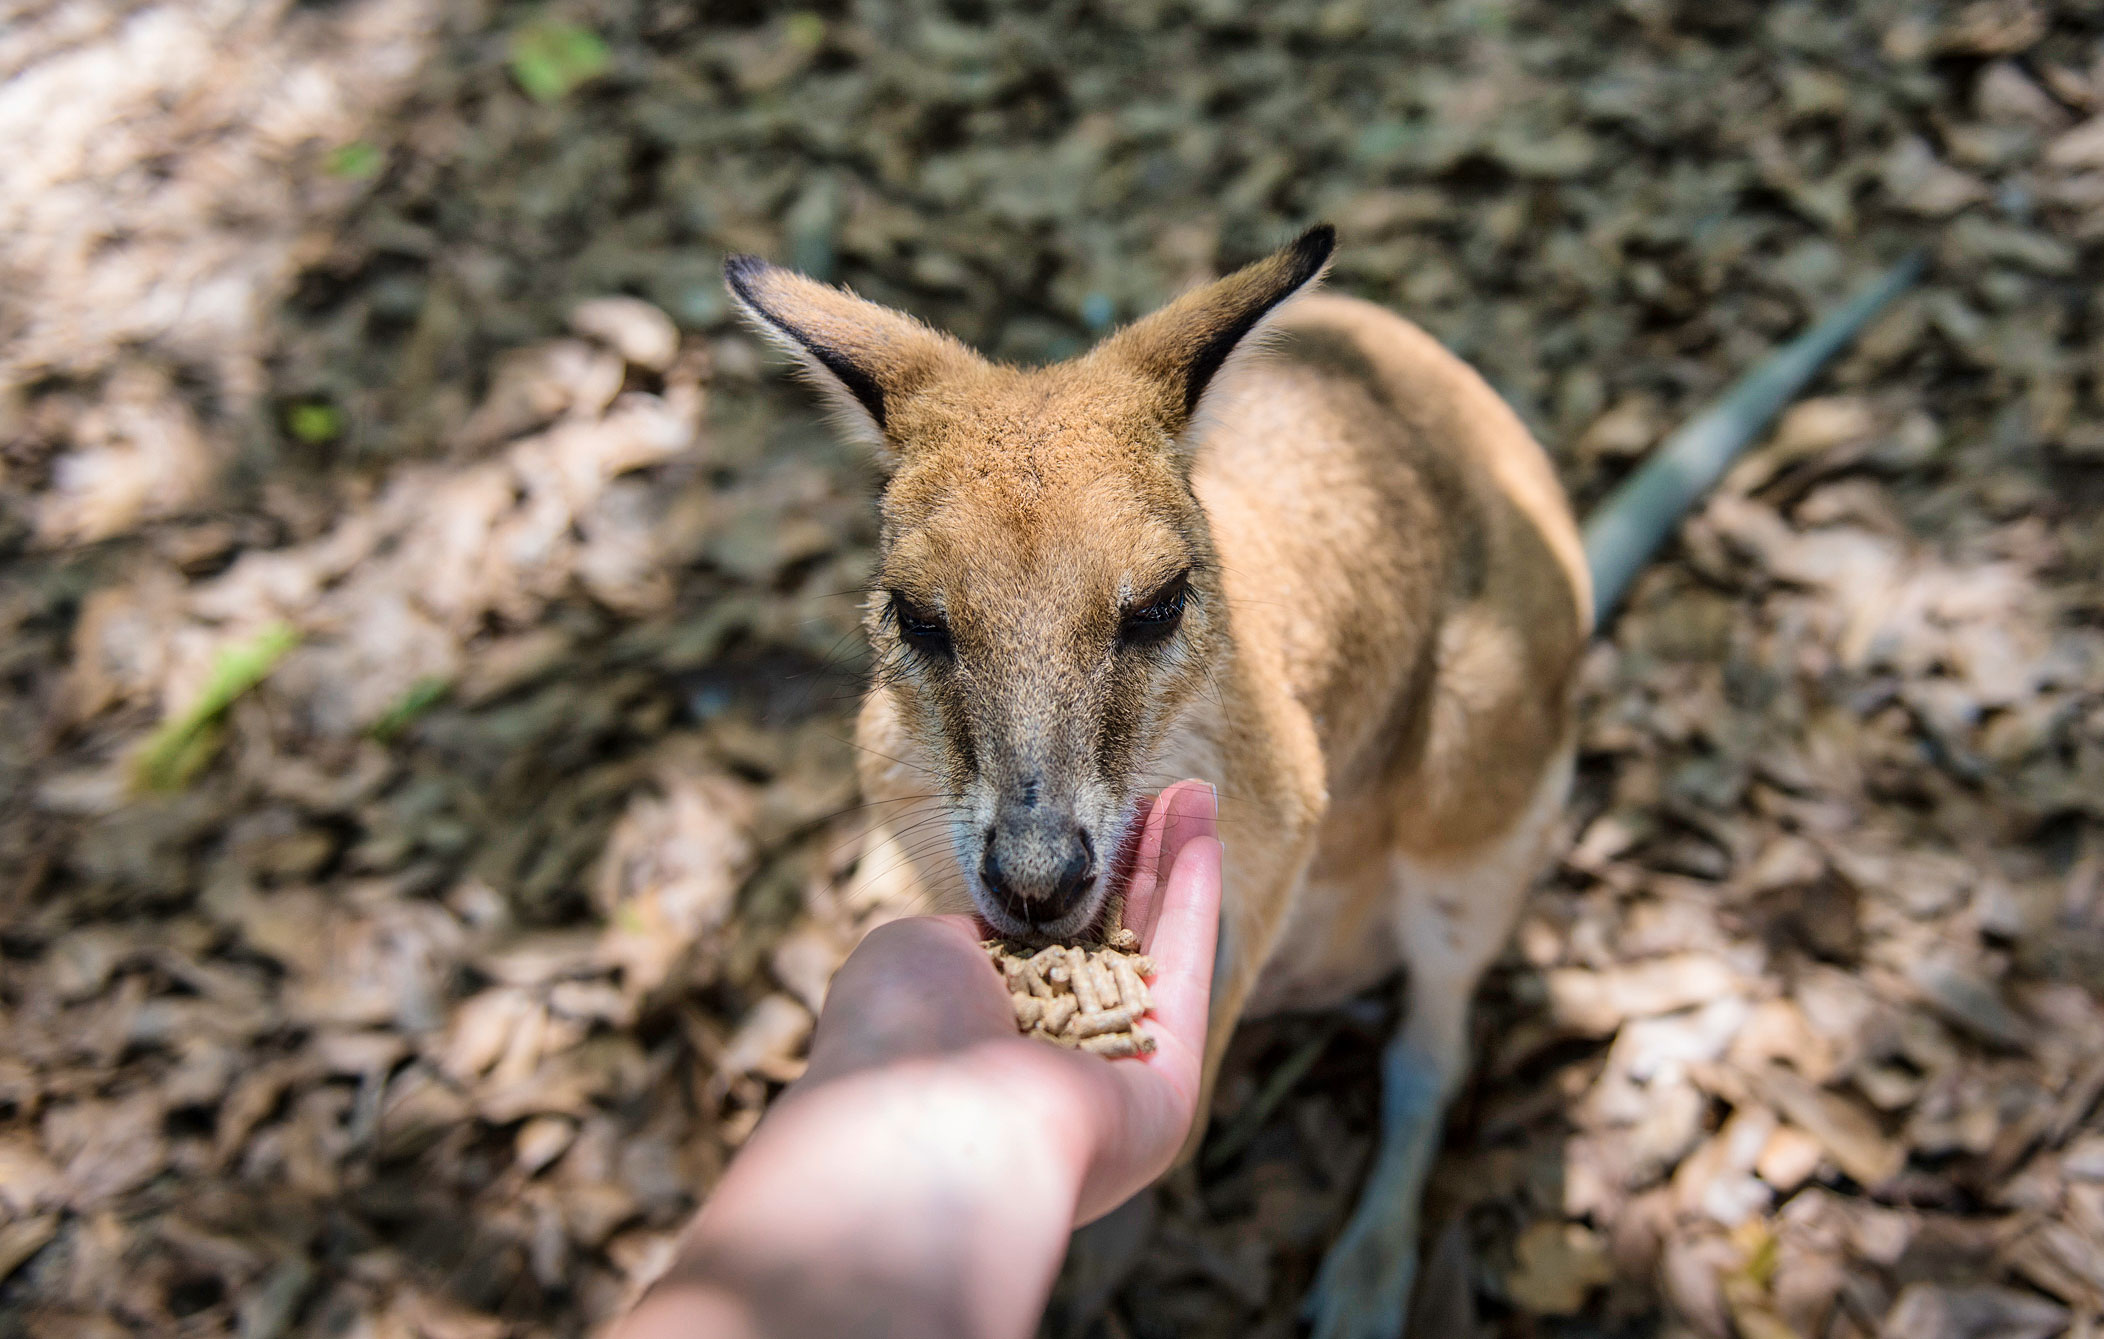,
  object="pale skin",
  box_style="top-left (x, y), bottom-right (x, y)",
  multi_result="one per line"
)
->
top-left (611, 782), bottom-right (1221, 1339)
